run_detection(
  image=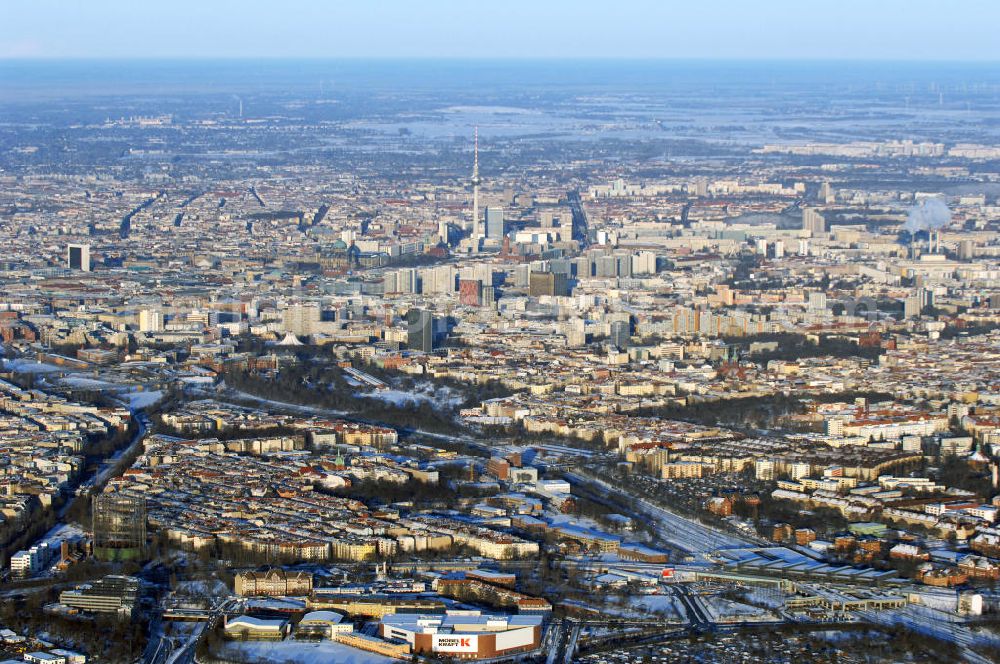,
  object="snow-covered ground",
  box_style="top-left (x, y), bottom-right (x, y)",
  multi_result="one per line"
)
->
top-left (221, 388), bottom-right (348, 417)
top-left (2, 360), bottom-right (163, 411)
top-left (2, 358), bottom-right (65, 373)
top-left (59, 376), bottom-right (116, 389)
top-left (18, 523), bottom-right (87, 578)
top-left (563, 600), bottom-right (642, 619)
top-left (217, 640), bottom-right (395, 664)
top-left (172, 578), bottom-right (231, 598)
top-left (126, 389), bottom-right (163, 410)
top-left (743, 587), bottom-right (787, 609)
top-left (37, 522), bottom-right (86, 548)
top-left (629, 595), bottom-right (687, 621)
top-left (246, 597), bottom-right (307, 612)
top-left (58, 375), bottom-right (163, 411)
top-left (698, 596), bottom-right (771, 623)
top-left (582, 625), bottom-right (648, 640)
top-left (628, 594), bottom-right (687, 620)
top-left (547, 514), bottom-right (607, 531)
top-left (358, 382), bottom-right (464, 410)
